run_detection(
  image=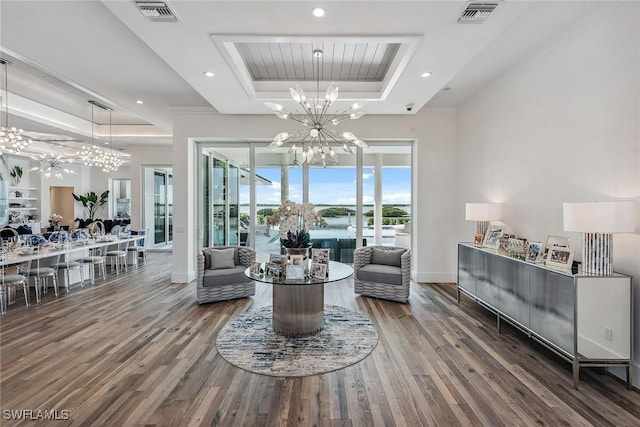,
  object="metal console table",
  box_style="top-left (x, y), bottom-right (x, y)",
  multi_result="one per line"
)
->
top-left (457, 243), bottom-right (633, 390)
